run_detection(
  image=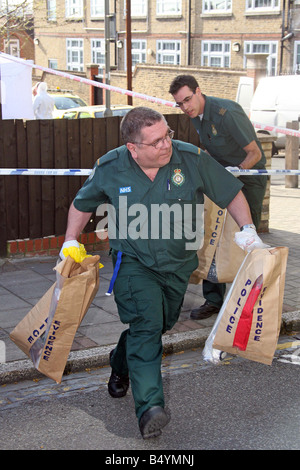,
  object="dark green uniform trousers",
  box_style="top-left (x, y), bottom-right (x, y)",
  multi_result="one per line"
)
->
top-left (110, 252), bottom-right (198, 420)
top-left (204, 174), bottom-right (267, 308)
